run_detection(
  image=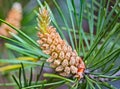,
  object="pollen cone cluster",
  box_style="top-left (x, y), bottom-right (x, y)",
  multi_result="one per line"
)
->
top-left (0, 2), bottom-right (22, 37)
top-left (37, 8), bottom-right (85, 79)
